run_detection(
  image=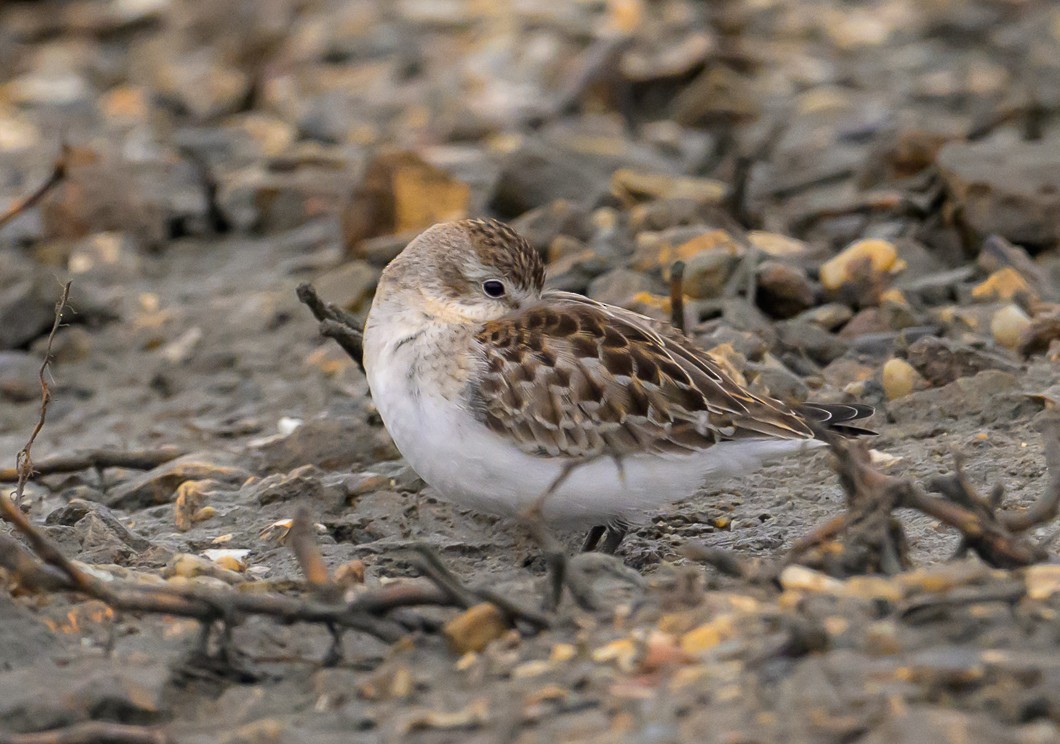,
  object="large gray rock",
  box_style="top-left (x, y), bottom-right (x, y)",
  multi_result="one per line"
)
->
top-left (937, 140), bottom-right (1060, 249)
